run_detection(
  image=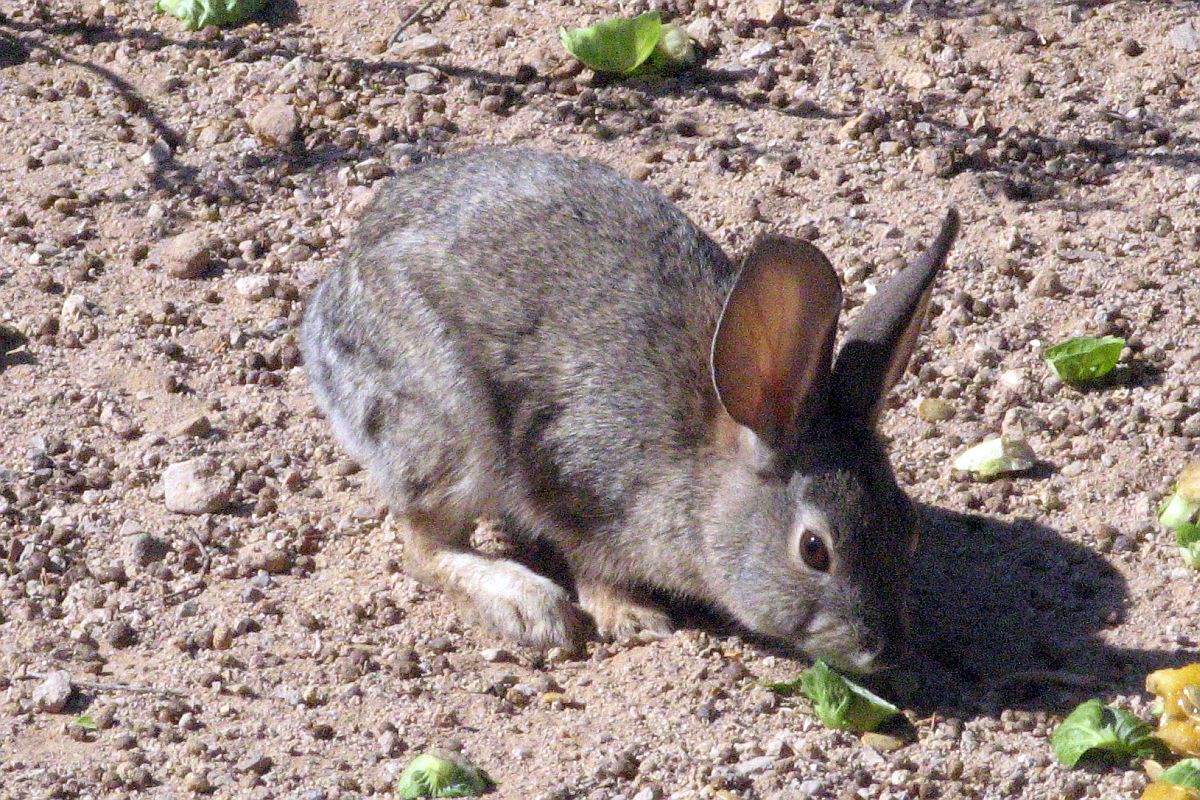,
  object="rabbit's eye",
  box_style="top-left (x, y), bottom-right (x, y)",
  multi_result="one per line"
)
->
top-left (799, 530), bottom-right (830, 572)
